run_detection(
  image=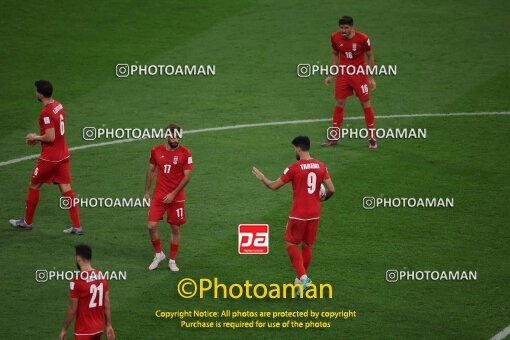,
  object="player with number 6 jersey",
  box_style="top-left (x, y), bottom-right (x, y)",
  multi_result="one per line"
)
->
top-left (59, 245), bottom-right (115, 340)
top-left (252, 136), bottom-right (335, 296)
top-left (145, 123), bottom-right (193, 272)
top-left (9, 80), bottom-right (82, 234)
